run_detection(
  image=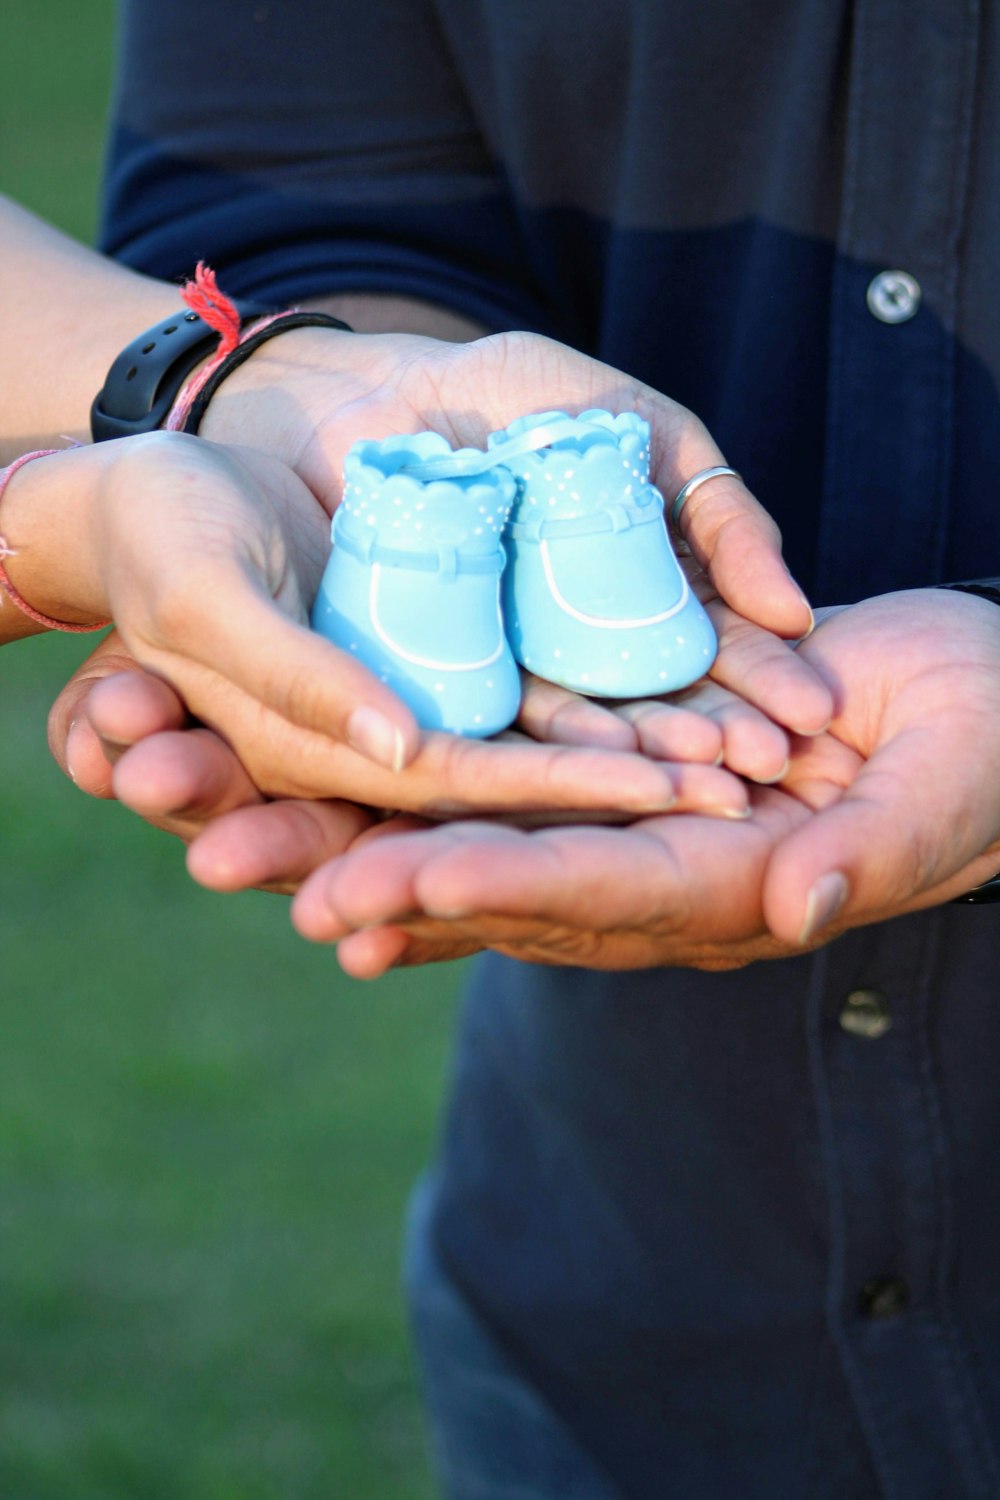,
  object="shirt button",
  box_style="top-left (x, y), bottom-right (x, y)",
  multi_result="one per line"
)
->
top-left (866, 269), bottom-right (921, 323)
top-left (839, 987), bottom-right (892, 1039)
top-left (859, 1278), bottom-right (909, 1319)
